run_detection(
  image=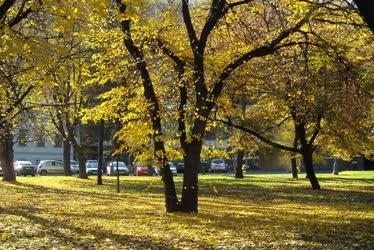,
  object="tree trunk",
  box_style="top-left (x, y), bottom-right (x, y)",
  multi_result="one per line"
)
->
top-left (72, 142), bottom-right (87, 179)
top-left (291, 157), bottom-right (298, 179)
top-left (63, 140), bottom-right (73, 176)
top-left (235, 150), bottom-right (244, 179)
top-left (302, 149), bottom-right (320, 190)
top-left (332, 159), bottom-right (339, 175)
top-left (97, 119), bottom-right (104, 185)
top-left (291, 134), bottom-right (298, 179)
top-left (0, 123), bottom-right (15, 182)
top-left (181, 144), bottom-right (200, 213)
top-left (160, 162), bottom-right (180, 212)
top-left (353, 0), bottom-right (374, 34)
